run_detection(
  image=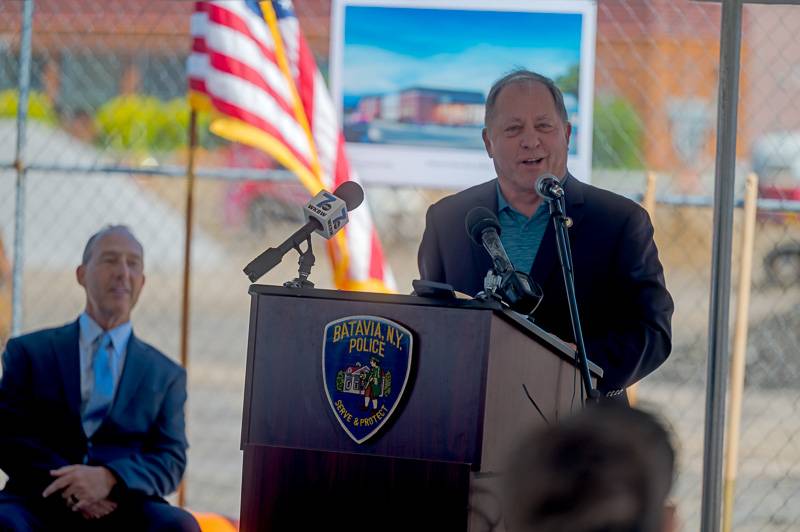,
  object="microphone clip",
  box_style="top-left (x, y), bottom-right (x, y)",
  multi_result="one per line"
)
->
top-left (283, 235), bottom-right (316, 289)
top-left (480, 268), bottom-right (543, 316)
